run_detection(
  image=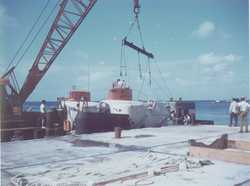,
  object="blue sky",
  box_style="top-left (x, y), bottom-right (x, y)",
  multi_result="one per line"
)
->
top-left (0, 0), bottom-right (249, 102)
